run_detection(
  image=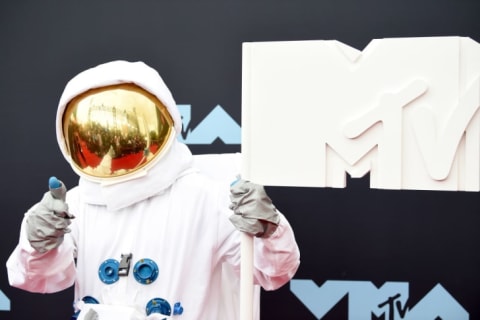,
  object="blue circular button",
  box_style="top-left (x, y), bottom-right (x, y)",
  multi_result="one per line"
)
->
top-left (98, 259), bottom-right (119, 284)
top-left (133, 258), bottom-right (159, 284)
top-left (82, 296), bottom-right (100, 304)
top-left (146, 298), bottom-right (171, 316)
